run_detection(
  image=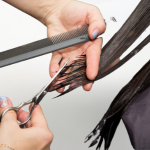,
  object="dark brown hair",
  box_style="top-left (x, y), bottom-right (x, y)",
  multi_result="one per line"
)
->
top-left (49, 0), bottom-right (150, 149)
